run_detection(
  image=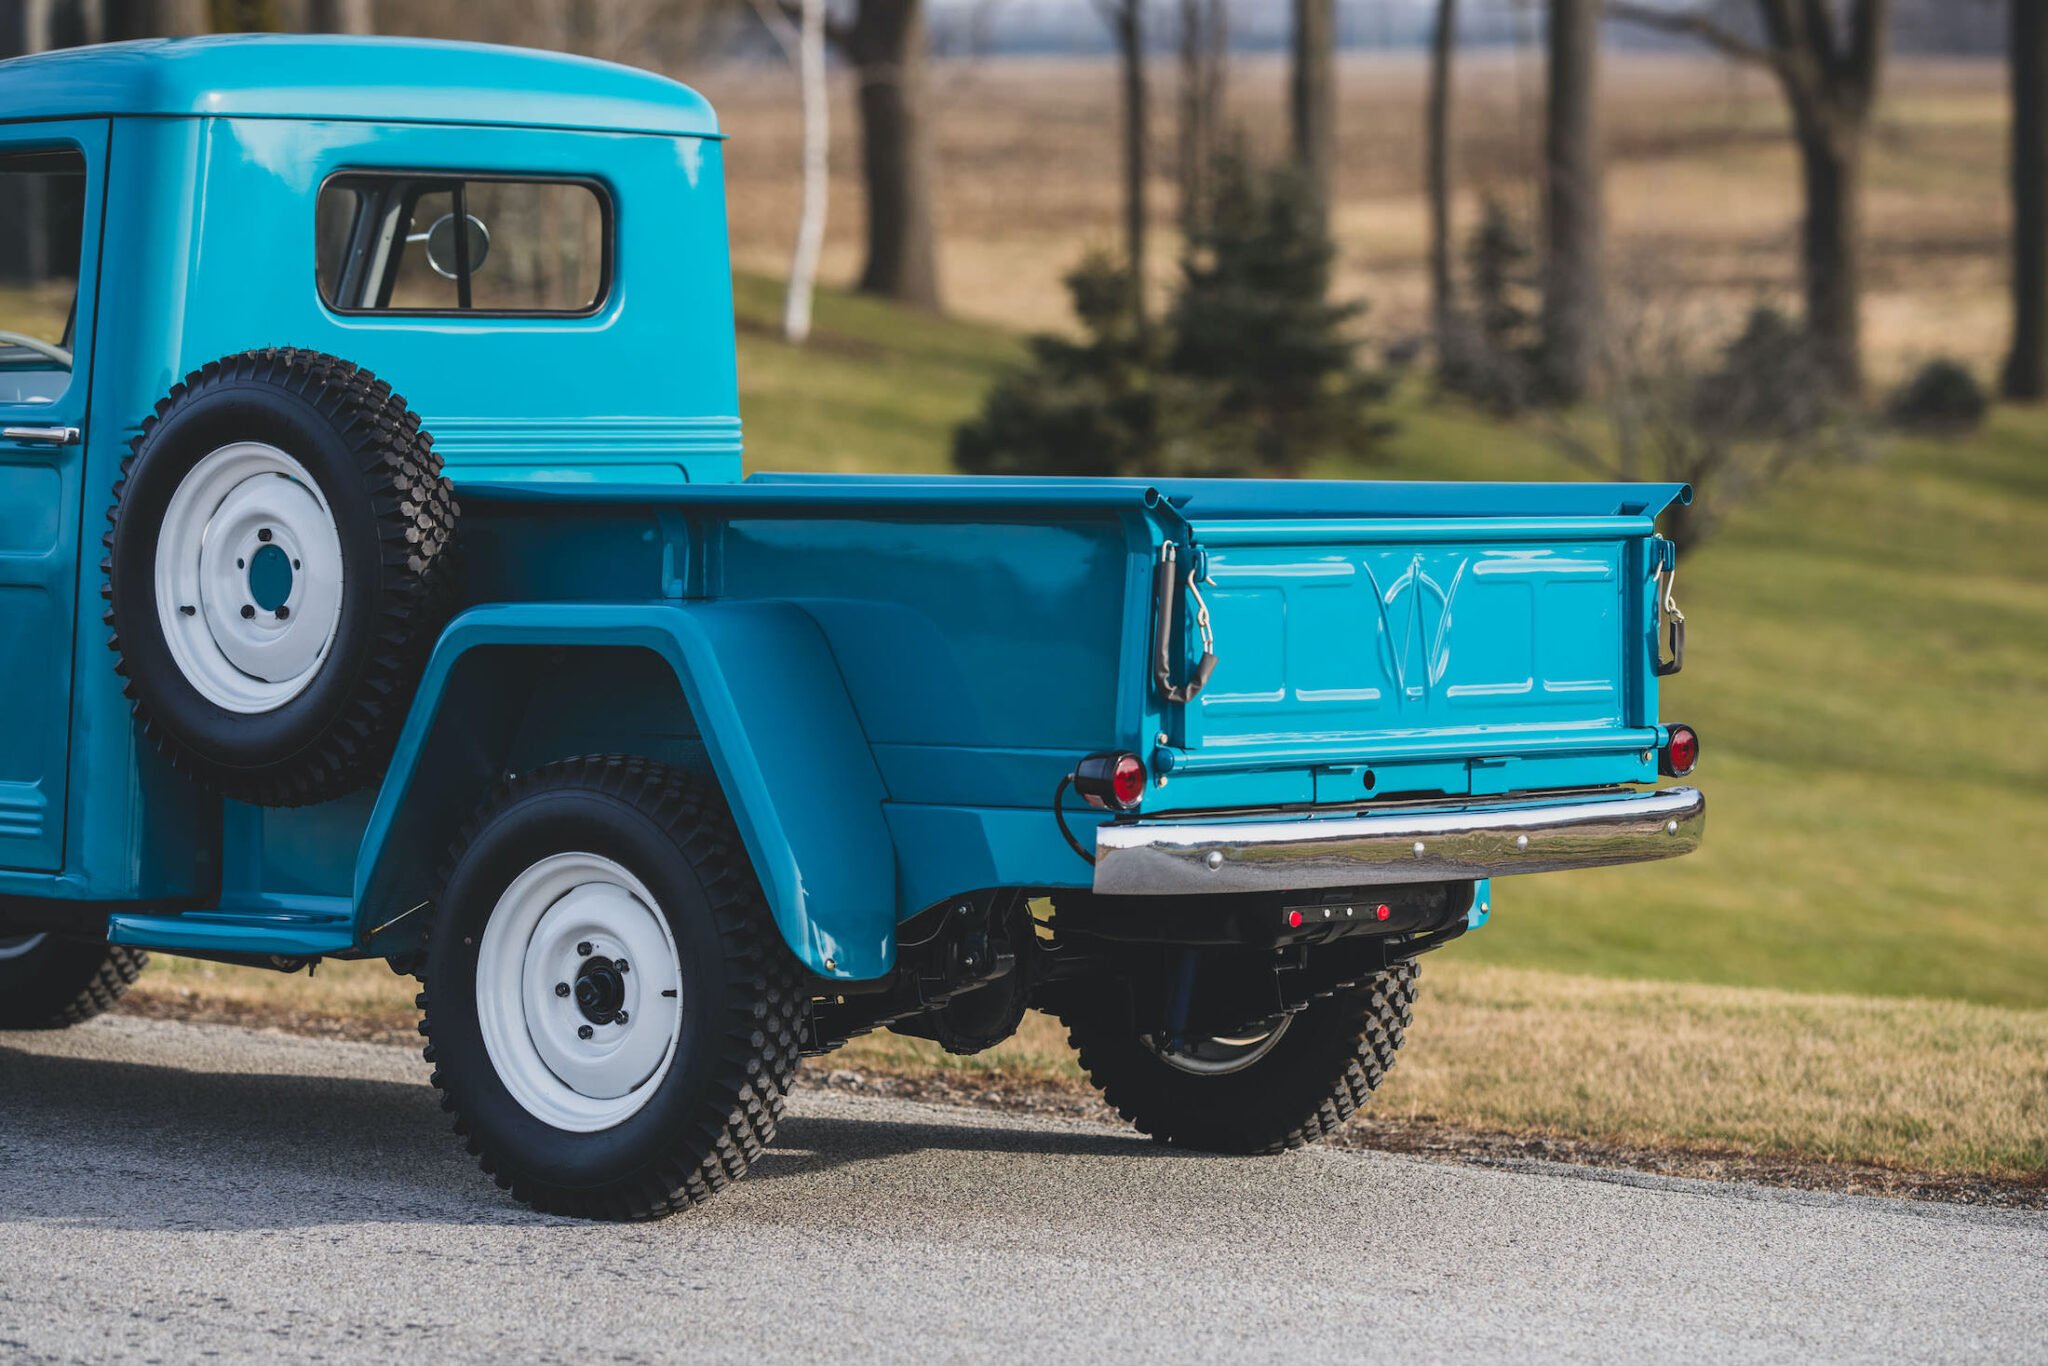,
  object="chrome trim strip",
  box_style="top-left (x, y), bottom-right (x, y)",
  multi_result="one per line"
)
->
top-left (1093, 786), bottom-right (1705, 896)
